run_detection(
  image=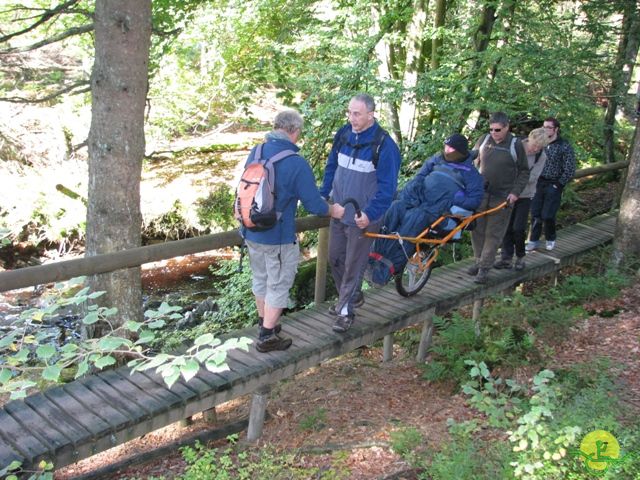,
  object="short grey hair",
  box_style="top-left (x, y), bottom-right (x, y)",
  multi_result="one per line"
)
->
top-left (274, 109), bottom-right (303, 133)
top-left (352, 93), bottom-right (375, 112)
top-left (489, 111), bottom-right (510, 126)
